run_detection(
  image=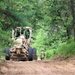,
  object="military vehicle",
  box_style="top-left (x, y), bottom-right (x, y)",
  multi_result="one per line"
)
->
top-left (5, 27), bottom-right (37, 61)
